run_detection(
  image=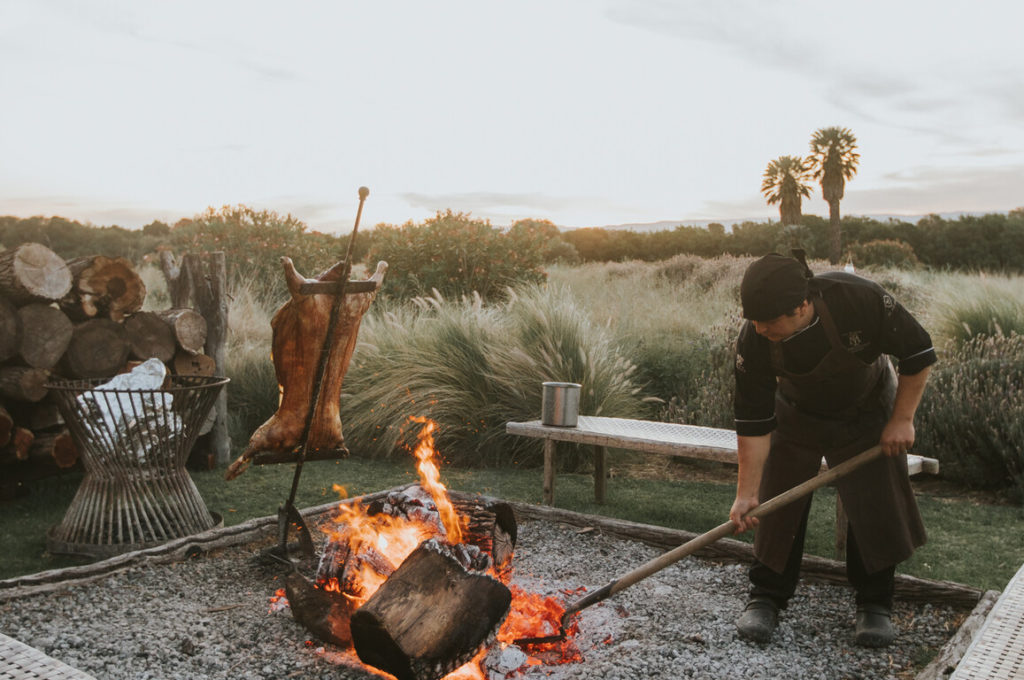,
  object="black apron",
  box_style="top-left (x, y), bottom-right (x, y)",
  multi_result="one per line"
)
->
top-left (752, 293), bottom-right (927, 574)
